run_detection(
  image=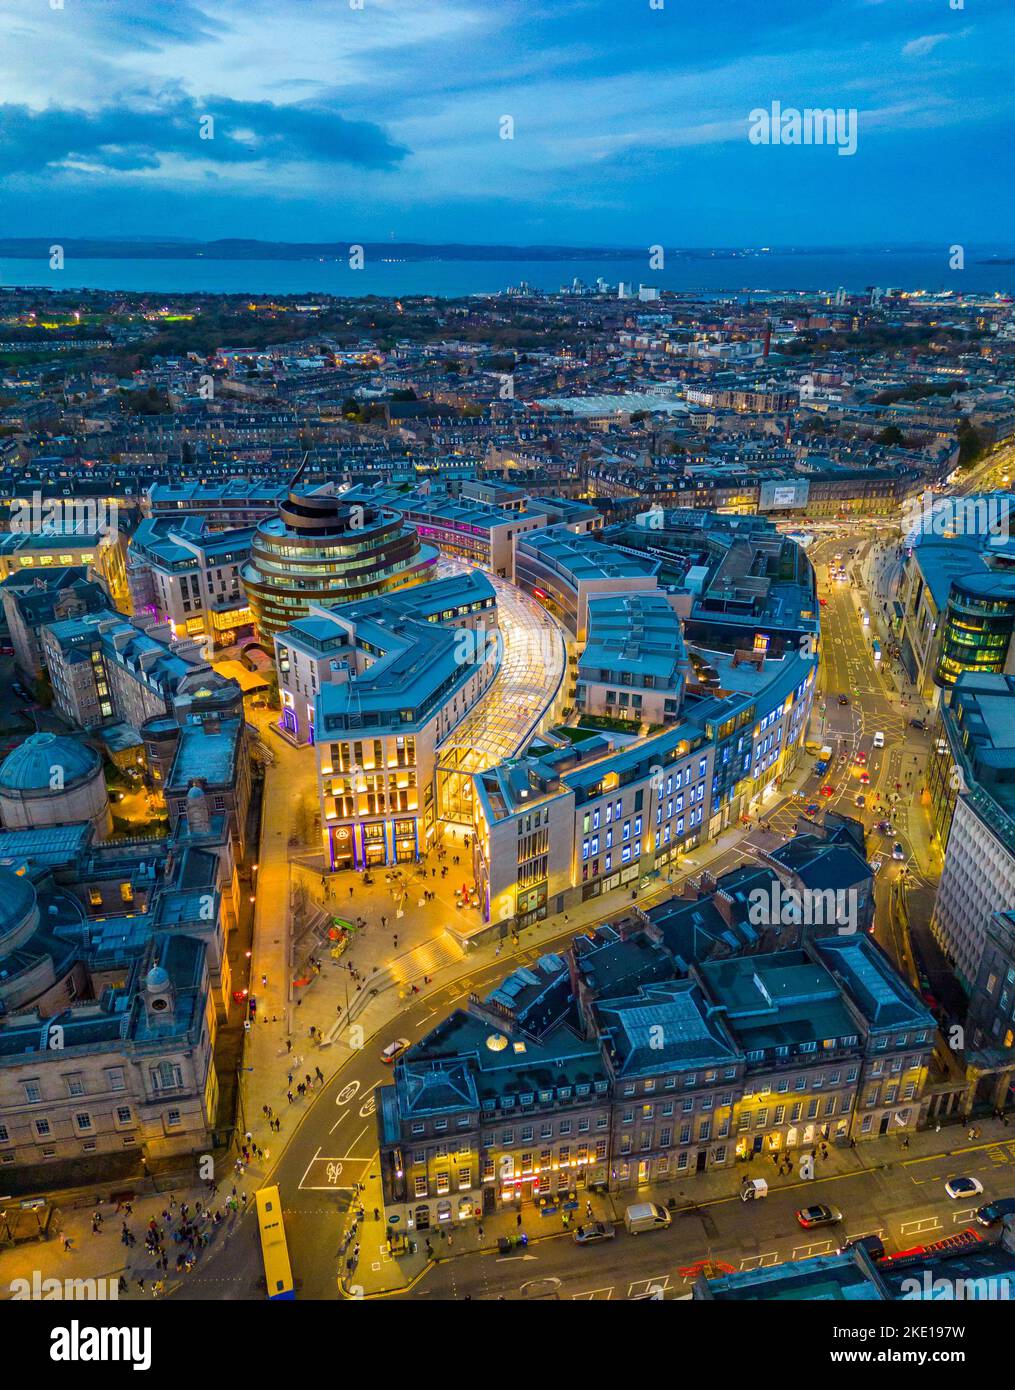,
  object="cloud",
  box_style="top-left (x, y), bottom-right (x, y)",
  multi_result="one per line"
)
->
top-left (0, 93), bottom-right (407, 177)
top-left (902, 33), bottom-right (950, 58)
